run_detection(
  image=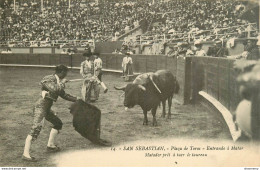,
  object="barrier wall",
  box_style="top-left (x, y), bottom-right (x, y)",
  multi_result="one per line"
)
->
top-left (10, 48), bottom-right (30, 54)
top-left (0, 54), bottom-right (70, 66)
top-left (95, 41), bottom-right (124, 54)
top-left (99, 53), bottom-right (178, 73)
top-left (190, 57), bottom-right (240, 113)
